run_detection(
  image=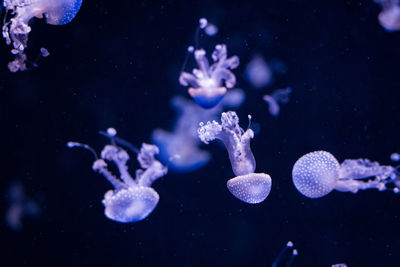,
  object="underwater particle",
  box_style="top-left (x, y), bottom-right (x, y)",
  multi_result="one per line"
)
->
top-left (271, 241), bottom-right (298, 267)
top-left (179, 43), bottom-right (239, 109)
top-left (292, 150), bottom-right (399, 198)
top-left (390, 152), bottom-right (400, 162)
top-left (1, 0), bottom-right (83, 72)
top-left (375, 0), bottom-right (400, 31)
top-left (5, 180), bottom-right (39, 231)
top-left (198, 111), bottom-right (272, 204)
top-left (151, 89), bottom-right (245, 173)
top-left (245, 54), bottom-right (273, 89)
top-left (67, 128), bottom-right (167, 223)
top-left (263, 87), bottom-right (292, 117)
